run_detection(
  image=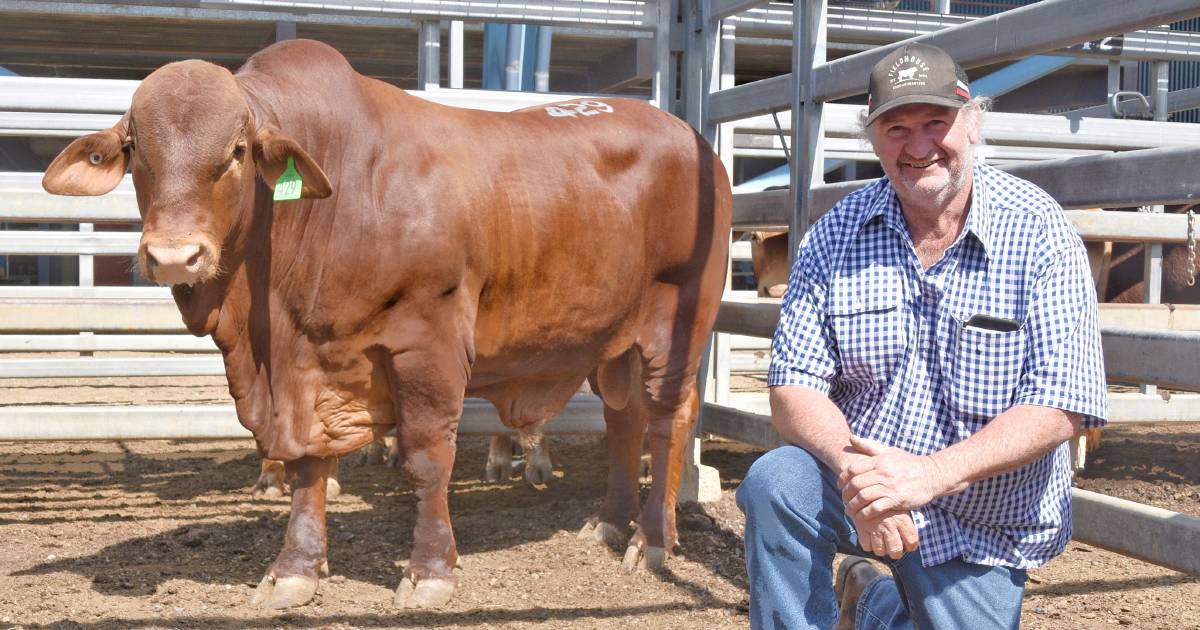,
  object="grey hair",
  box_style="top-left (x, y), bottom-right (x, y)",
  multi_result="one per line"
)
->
top-left (855, 96), bottom-right (994, 147)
